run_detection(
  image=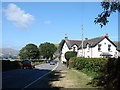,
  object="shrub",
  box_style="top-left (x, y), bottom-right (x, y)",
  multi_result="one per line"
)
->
top-left (65, 51), bottom-right (77, 61)
top-left (65, 51), bottom-right (77, 67)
